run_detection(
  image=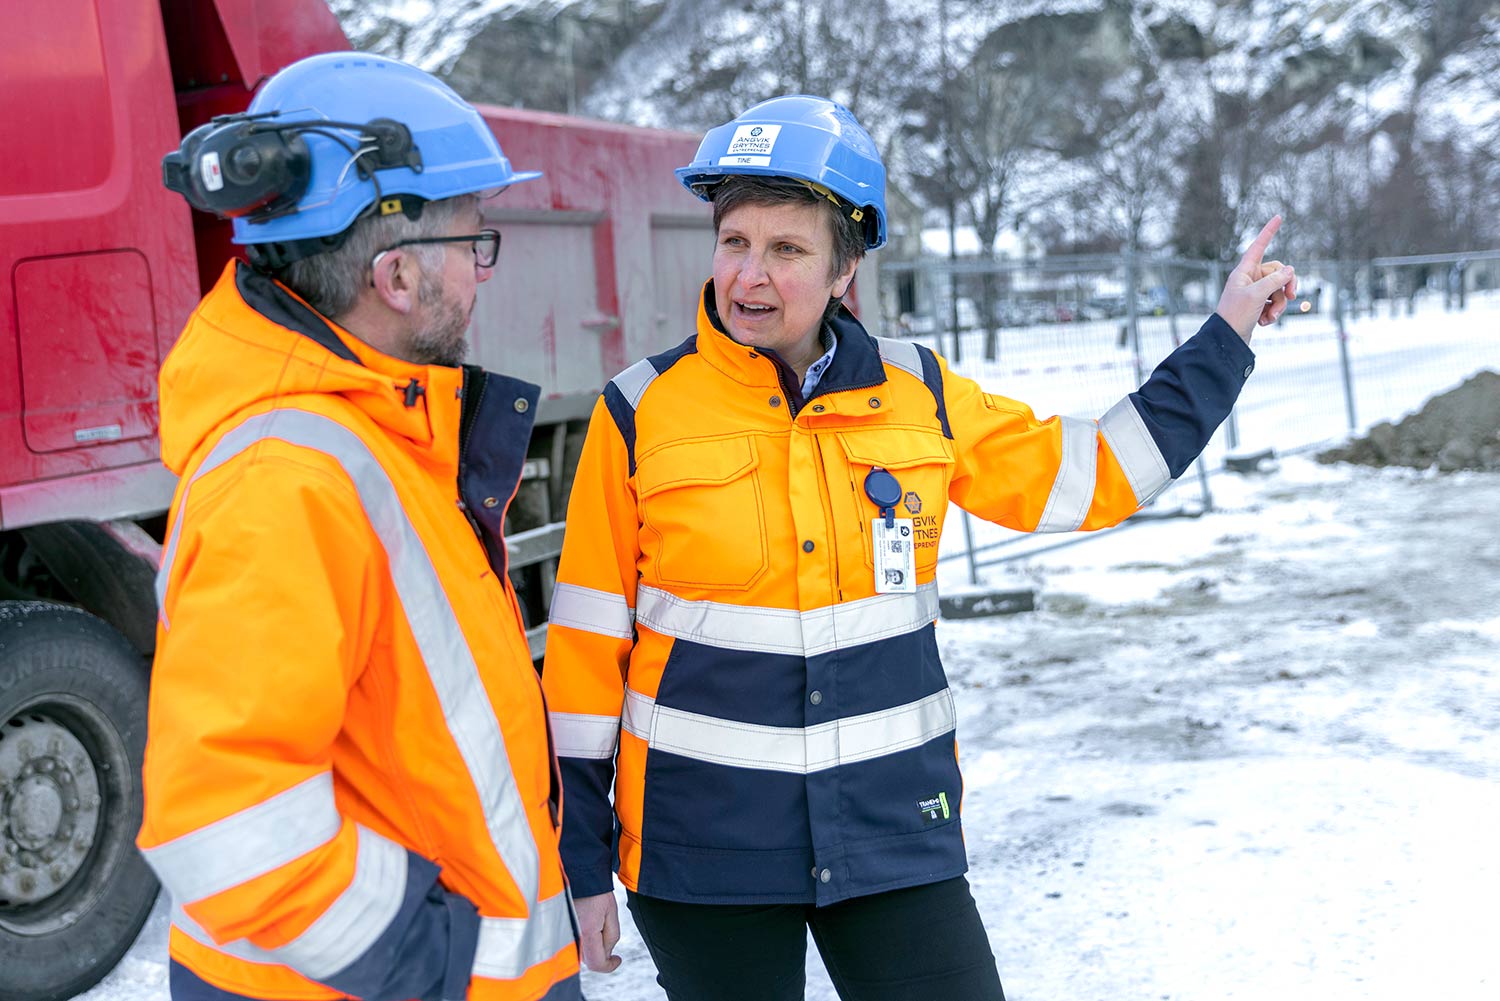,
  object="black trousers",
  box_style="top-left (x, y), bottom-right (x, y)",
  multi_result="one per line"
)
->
top-left (626, 876), bottom-right (1006, 1001)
